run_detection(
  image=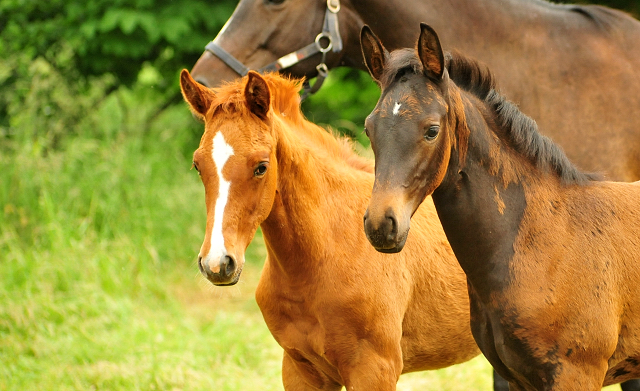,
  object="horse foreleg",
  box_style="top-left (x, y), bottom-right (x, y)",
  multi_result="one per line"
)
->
top-left (340, 349), bottom-right (402, 391)
top-left (282, 351), bottom-right (341, 391)
top-left (621, 379), bottom-right (640, 391)
top-left (539, 360), bottom-right (607, 391)
top-left (493, 368), bottom-right (511, 391)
